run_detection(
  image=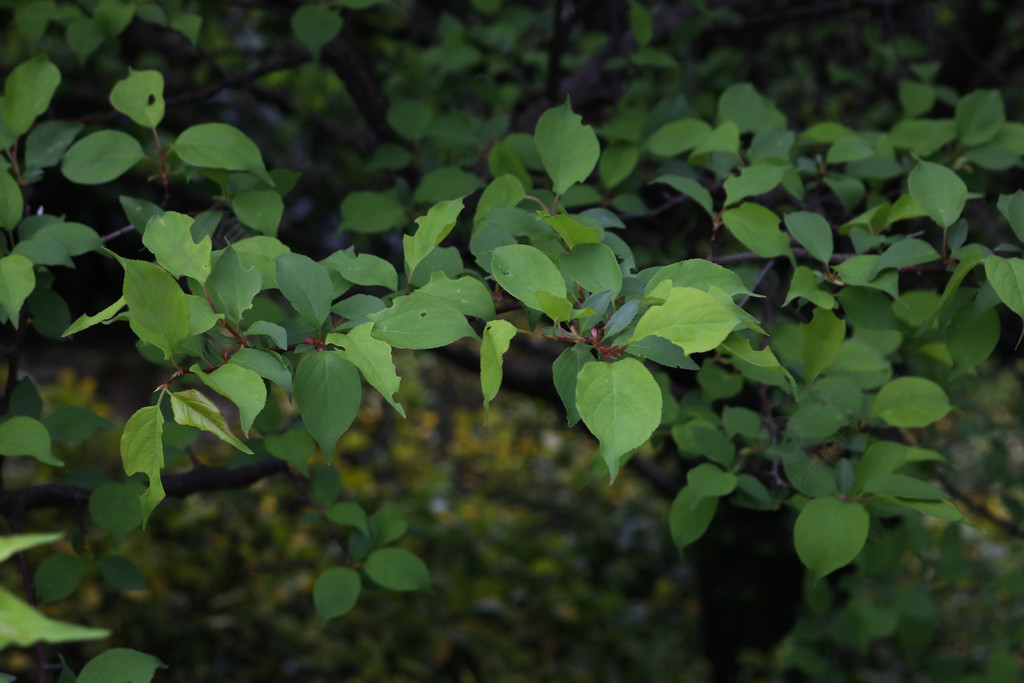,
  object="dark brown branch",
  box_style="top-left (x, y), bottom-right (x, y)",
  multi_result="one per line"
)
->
top-left (0, 457), bottom-right (289, 516)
